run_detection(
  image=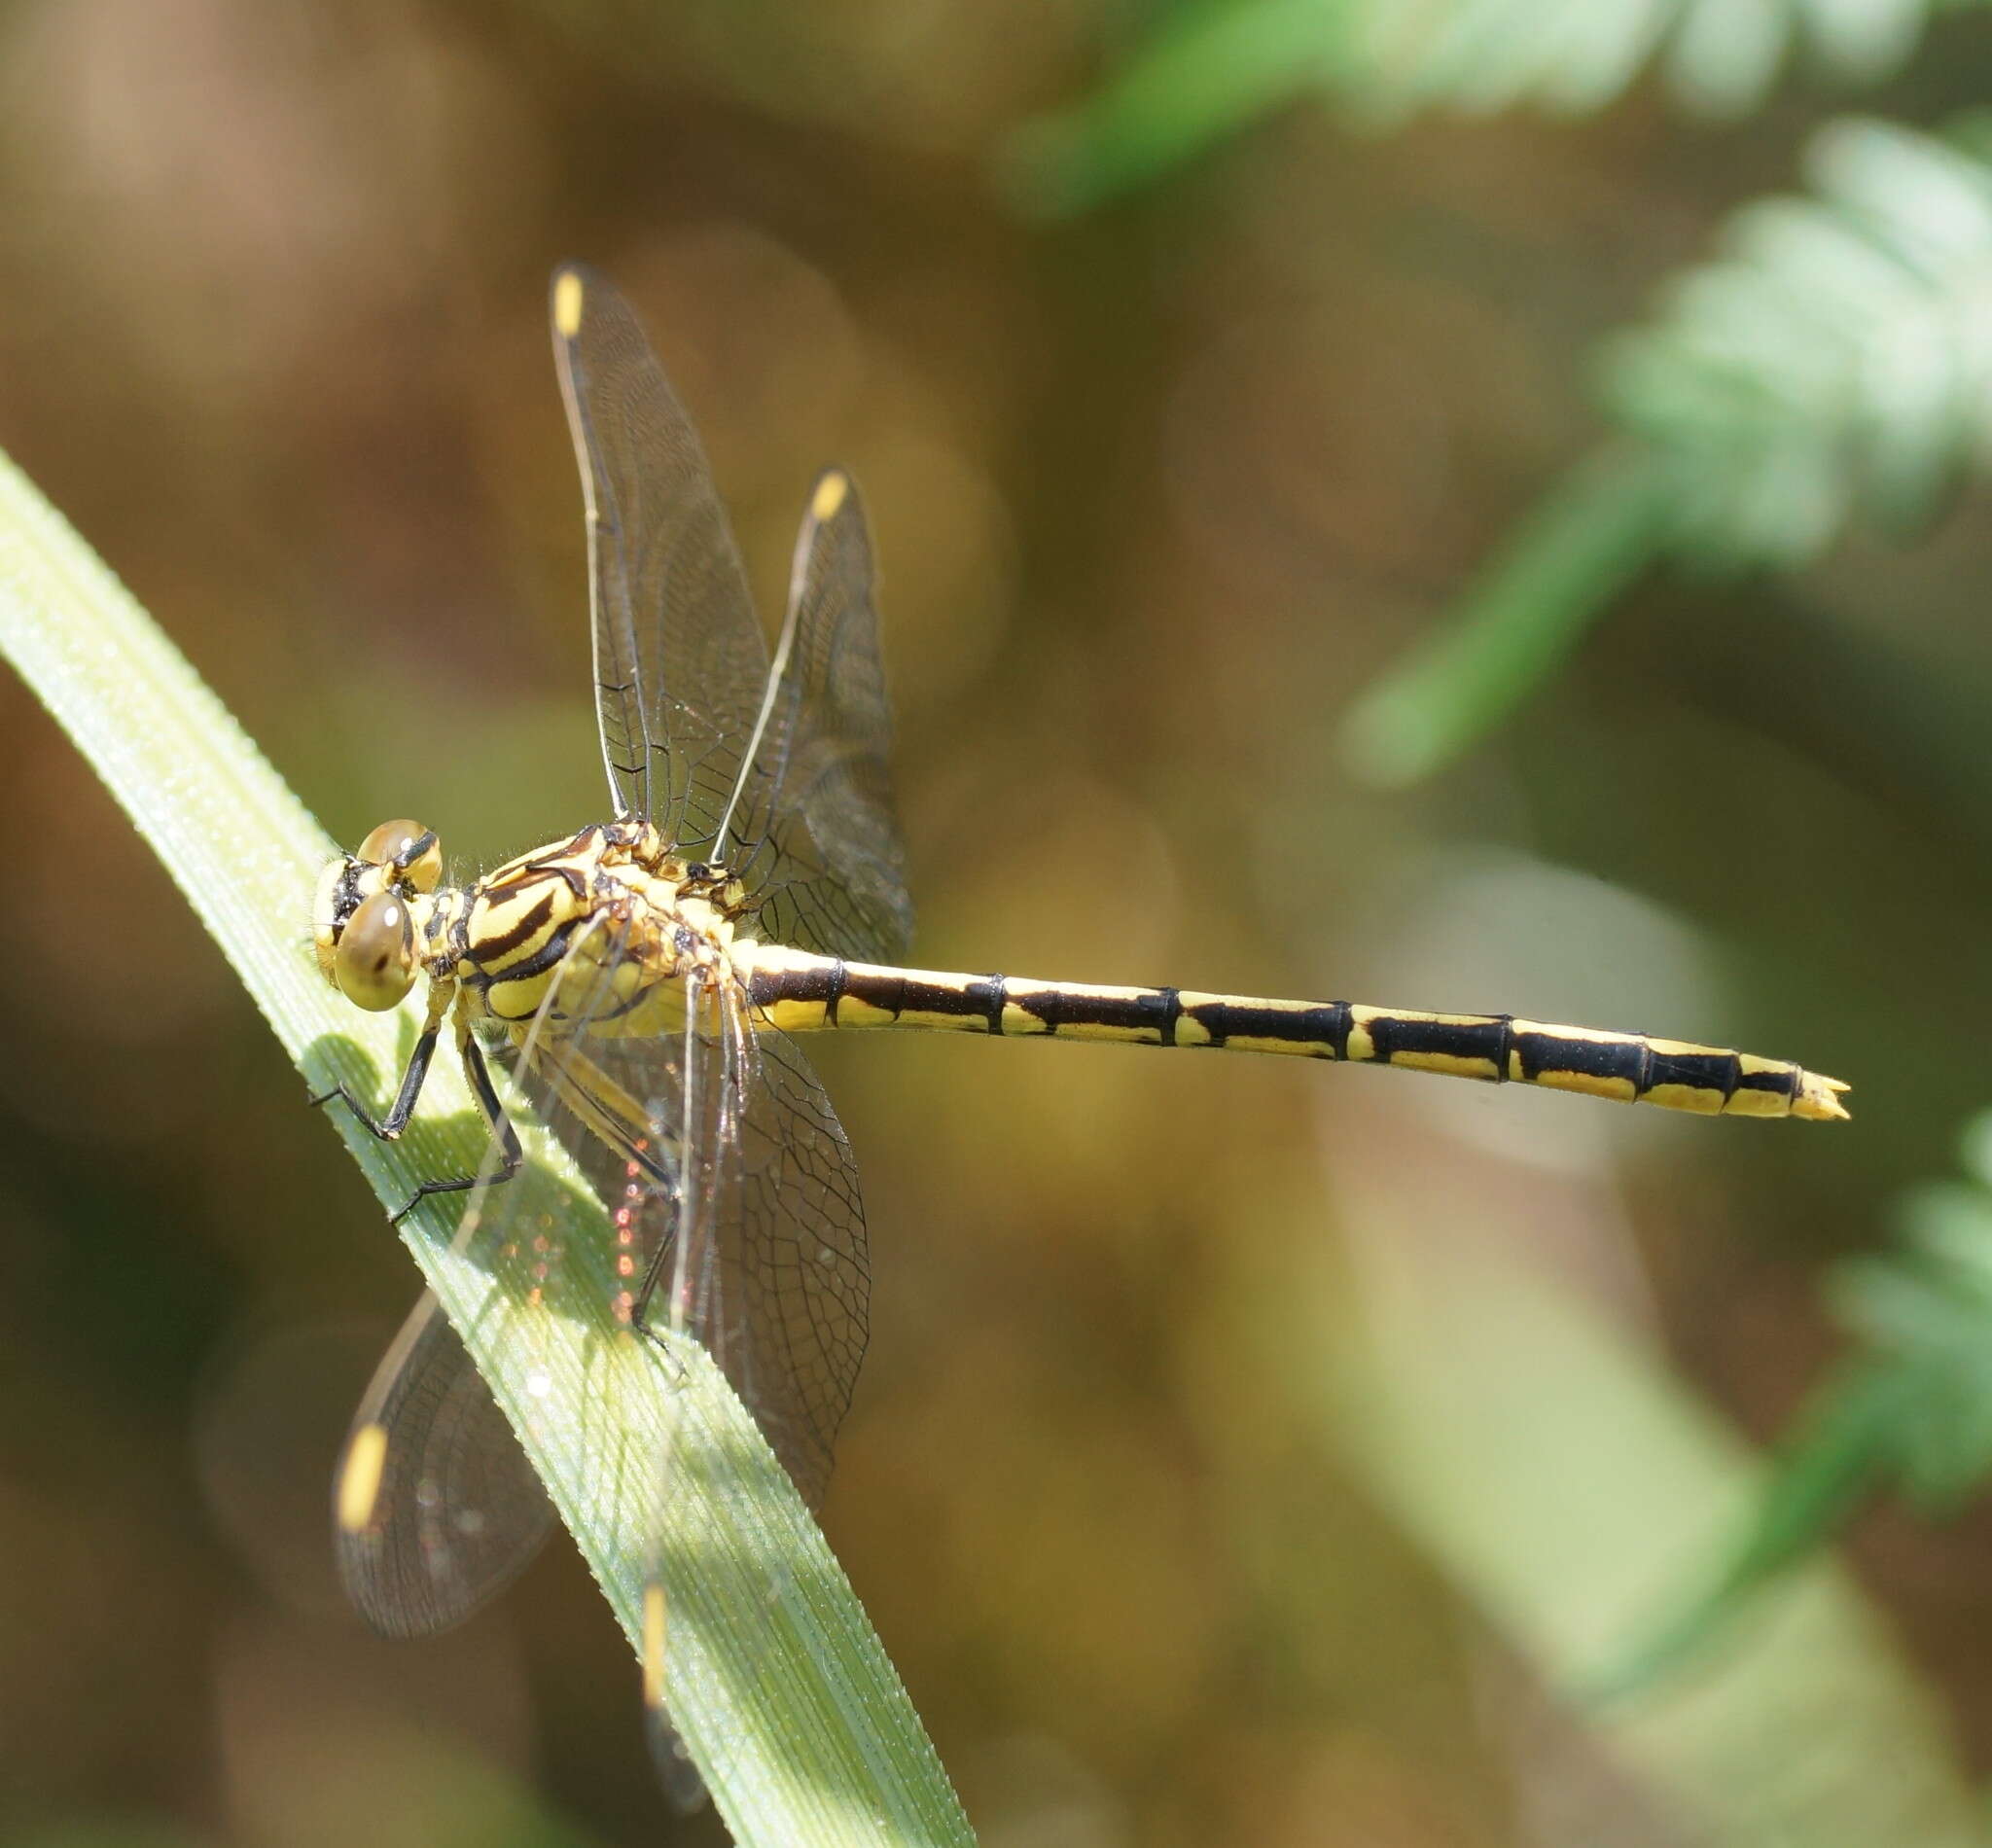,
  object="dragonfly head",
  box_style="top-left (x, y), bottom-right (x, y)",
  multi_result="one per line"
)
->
top-left (313, 819), bottom-right (445, 1013)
